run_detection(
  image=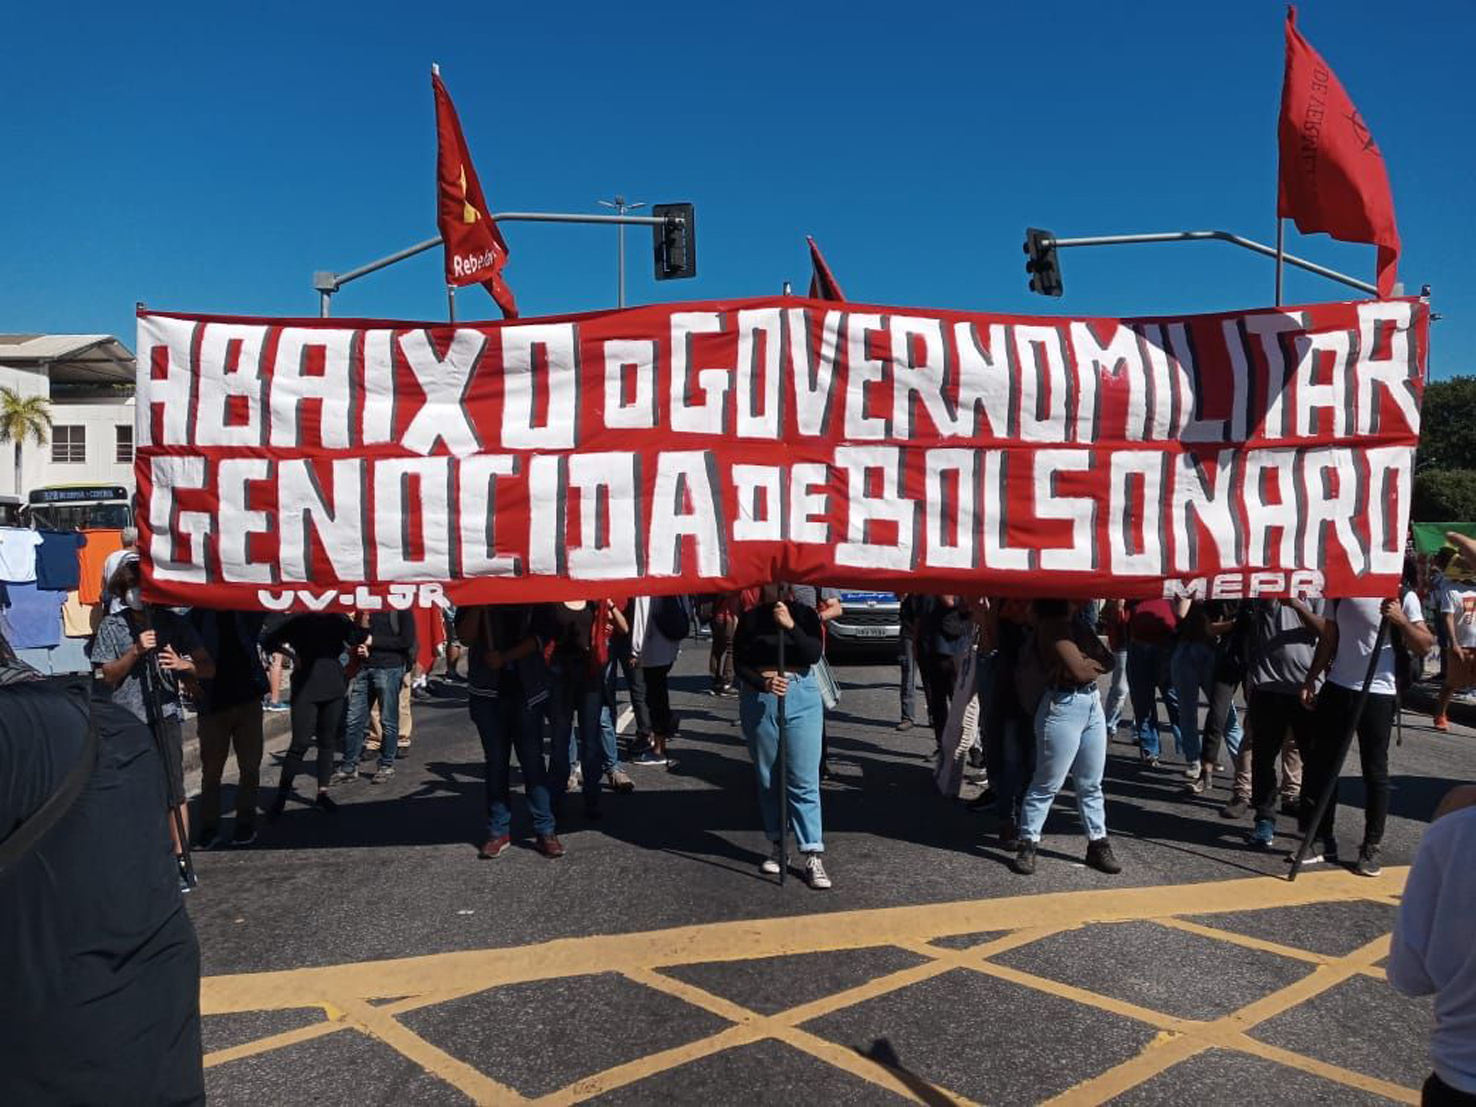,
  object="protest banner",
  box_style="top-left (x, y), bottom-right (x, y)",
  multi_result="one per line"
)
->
top-left (134, 295), bottom-right (1427, 611)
